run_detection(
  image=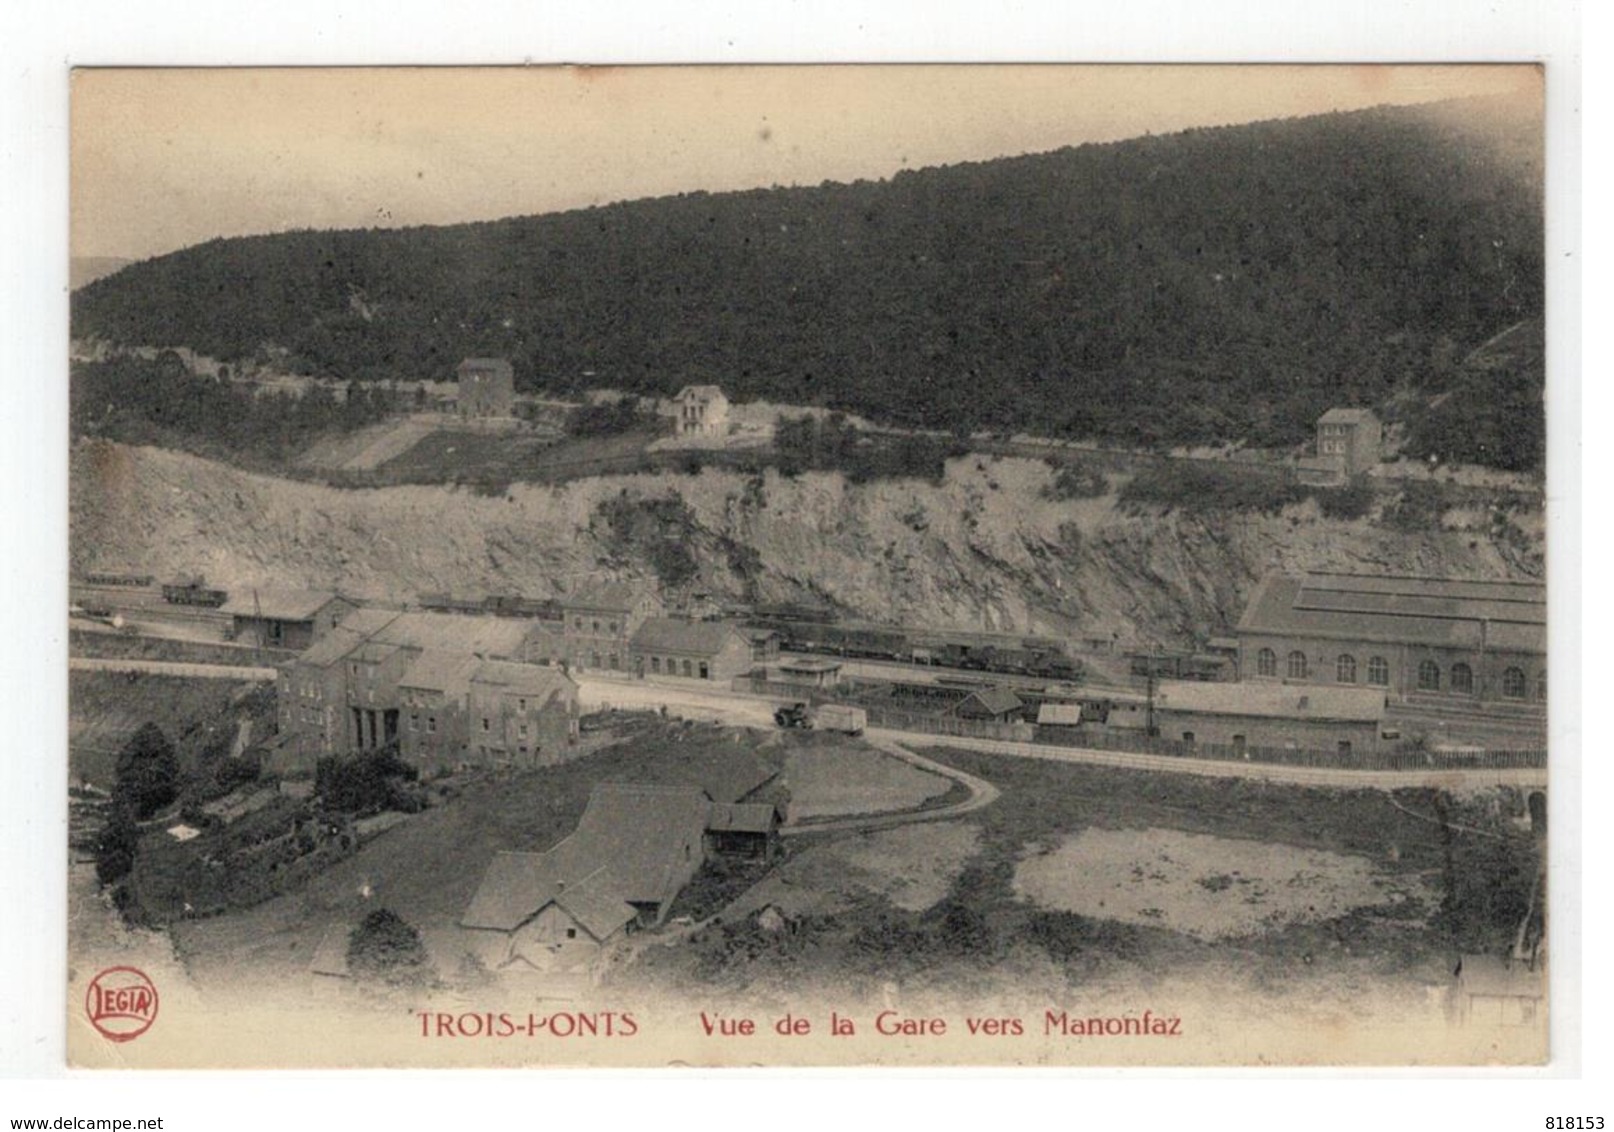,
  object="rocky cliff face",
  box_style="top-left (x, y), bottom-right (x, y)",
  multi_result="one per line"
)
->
top-left (71, 441), bottom-right (1543, 646)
